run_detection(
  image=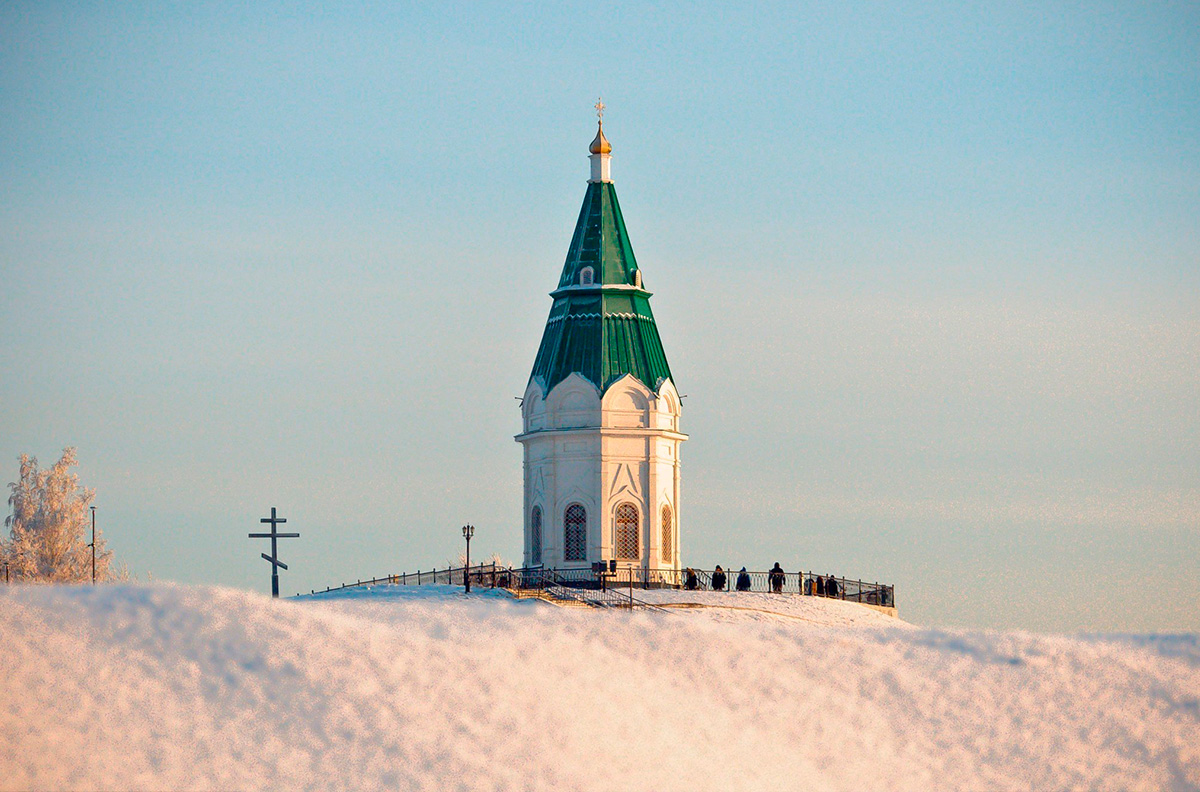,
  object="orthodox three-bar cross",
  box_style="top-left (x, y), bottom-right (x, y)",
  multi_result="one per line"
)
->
top-left (249, 507), bottom-right (299, 598)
